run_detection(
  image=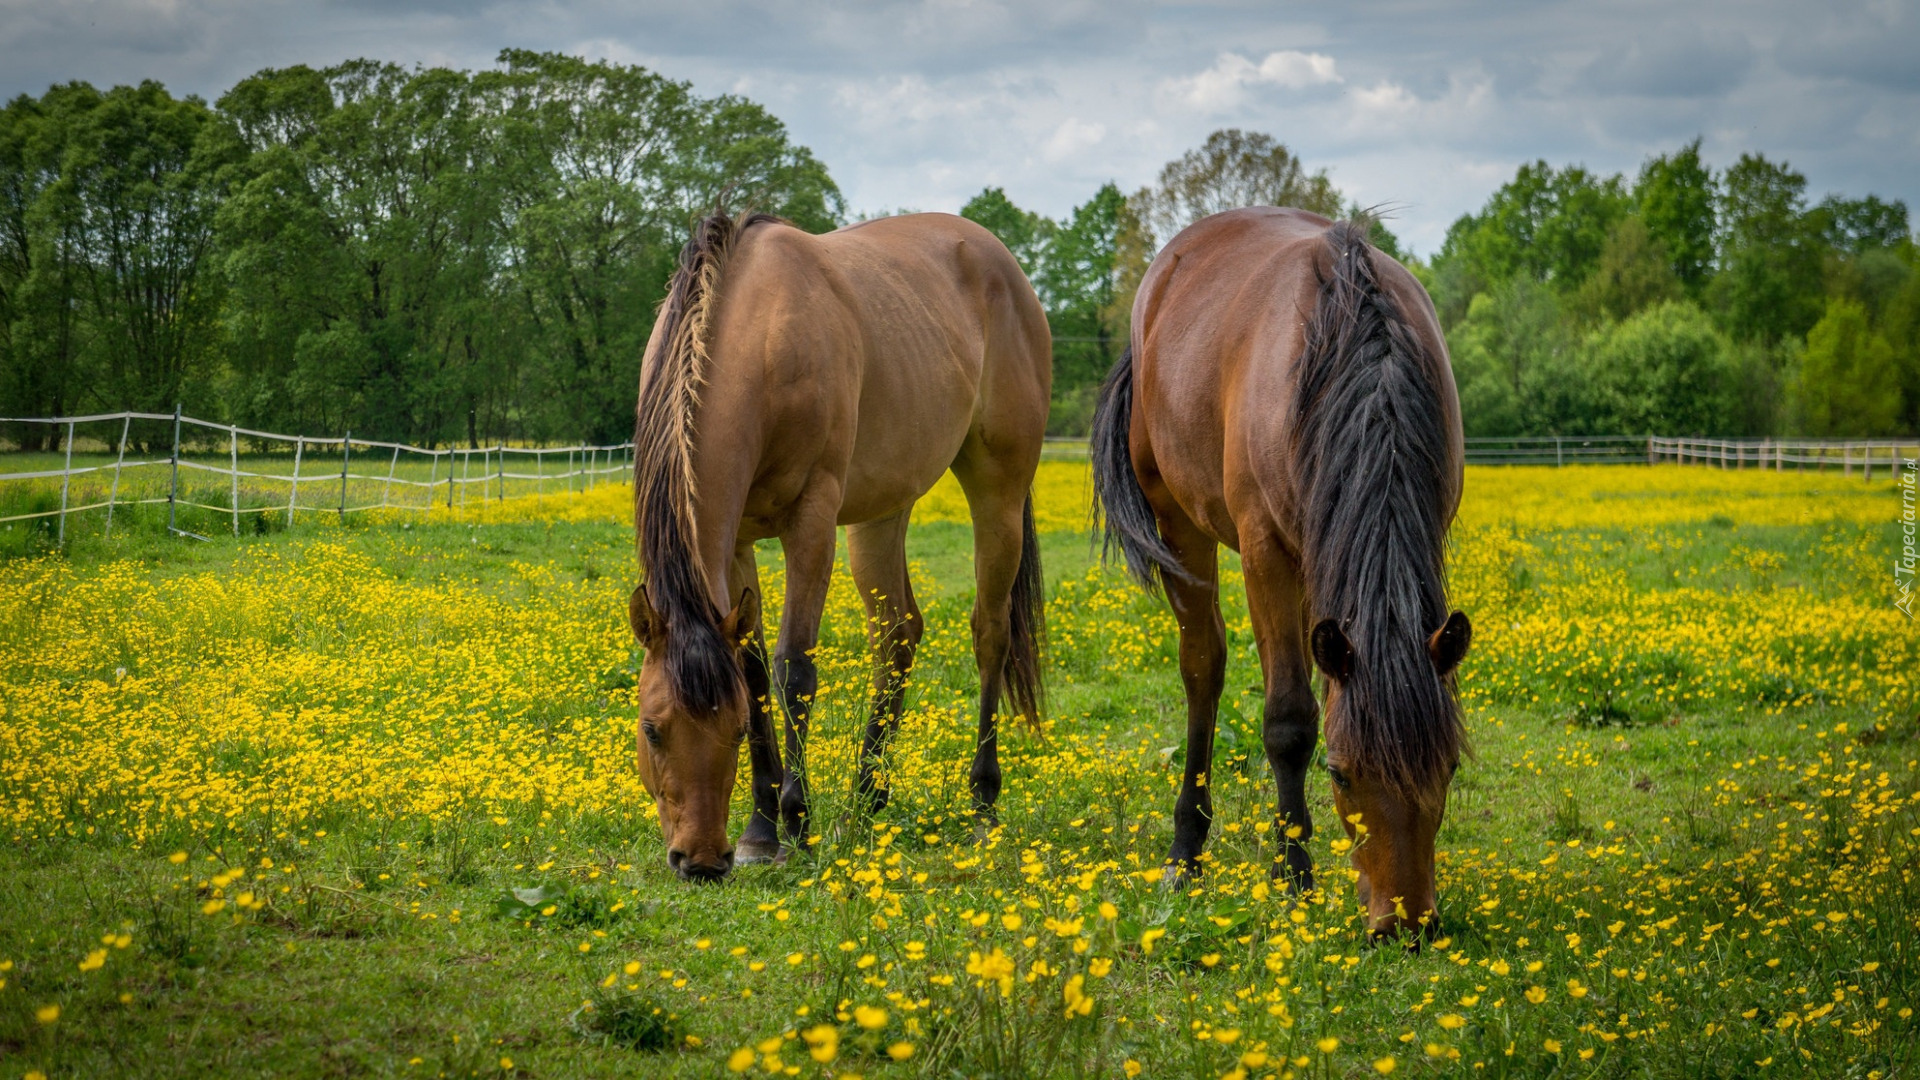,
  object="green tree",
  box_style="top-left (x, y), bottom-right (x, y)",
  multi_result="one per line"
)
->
top-left (1036, 183), bottom-right (1127, 433)
top-left (959, 186), bottom-right (1052, 276)
top-left (1810, 194), bottom-right (1909, 254)
top-left (1711, 153), bottom-right (1824, 345)
top-left (1, 81), bottom-right (232, 443)
top-left (216, 61), bottom-right (503, 444)
top-left (1432, 162), bottom-right (1632, 334)
top-left (1634, 139), bottom-right (1716, 293)
top-left (1571, 215), bottom-right (1682, 324)
top-left (216, 54), bottom-right (841, 445)
top-left (482, 51), bottom-right (696, 445)
top-left (1581, 301), bottom-right (1735, 435)
top-left (64, 81), bottom-right (238, 417)
top-left (0, 88), bottom-right (93, 447)
top-left (1131, 129), bottom-right (1342, 251)
top-left (1444, 277), bottom-right (1580, 436)
top-left (1794, 297), bottom-right (1901, 435)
